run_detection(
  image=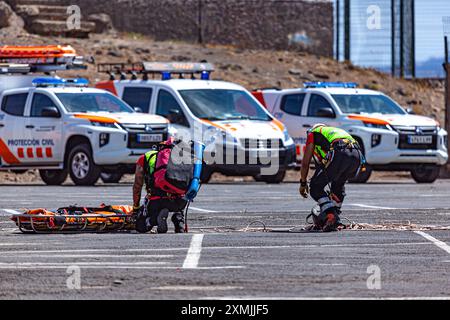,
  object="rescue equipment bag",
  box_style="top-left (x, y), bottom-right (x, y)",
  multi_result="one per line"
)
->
top-left (144, 139), bottom-right (197, 196)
